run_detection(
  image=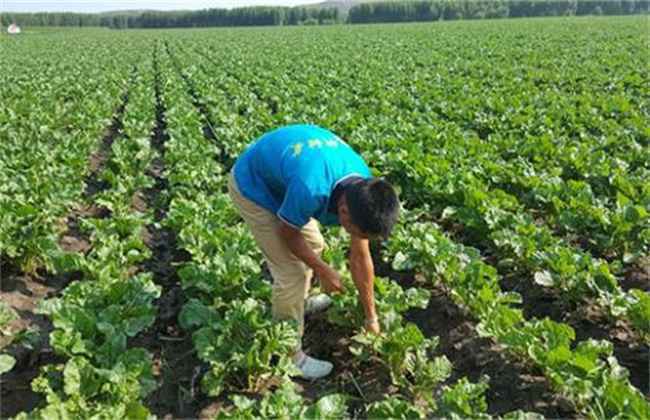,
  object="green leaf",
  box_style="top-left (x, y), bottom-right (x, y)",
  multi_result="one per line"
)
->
top-left (179, 299), bottom-right (218, 330)
top-left (533, 270), bottom-right (554, 287)
top-left (304, 394), bottom-right (348, 419)
top-left (366, 396), bottom-right (424, 419)
top-left (0, 354), bottom-right (16, 374)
